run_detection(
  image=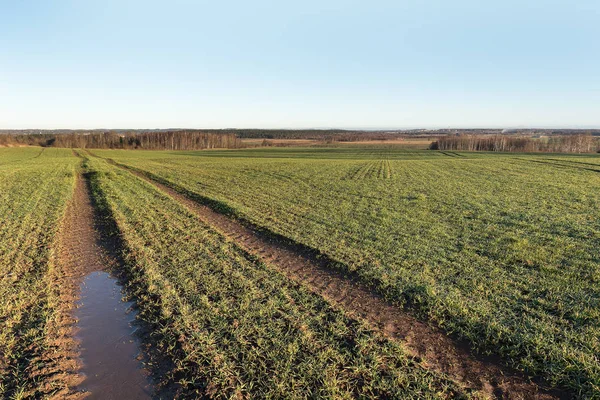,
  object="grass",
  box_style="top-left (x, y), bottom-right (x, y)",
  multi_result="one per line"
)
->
top-left (82, 154), bottom-right (466, 398)
top-left (0, 147), bottom-right (44, 165)
top-left (95, 147), bottom-right (600, 397)
top-left (0, 148), bottom-right (78, 398)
